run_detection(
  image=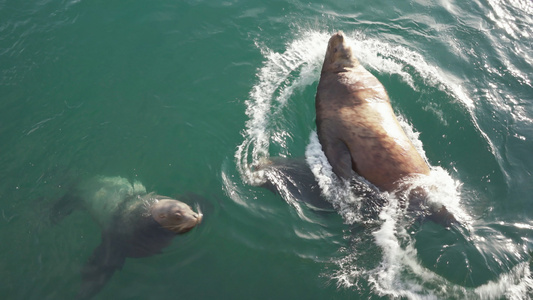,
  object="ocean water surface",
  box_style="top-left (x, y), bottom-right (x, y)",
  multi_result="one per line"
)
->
top-left (1, 0), bottom-right (532, 299)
